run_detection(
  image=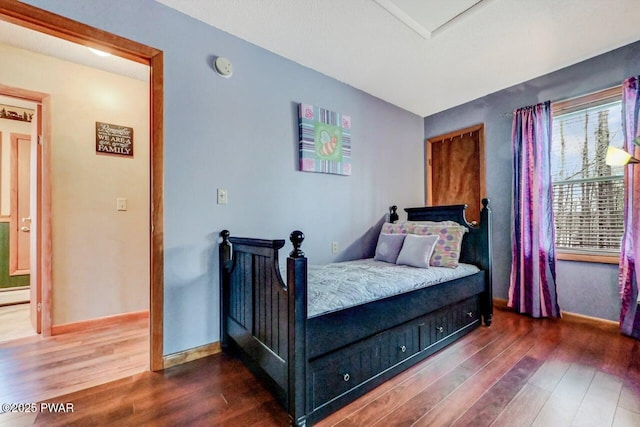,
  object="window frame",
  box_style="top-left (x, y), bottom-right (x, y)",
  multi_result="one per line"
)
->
top-left (551, 86), bottom-right (623, 265)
